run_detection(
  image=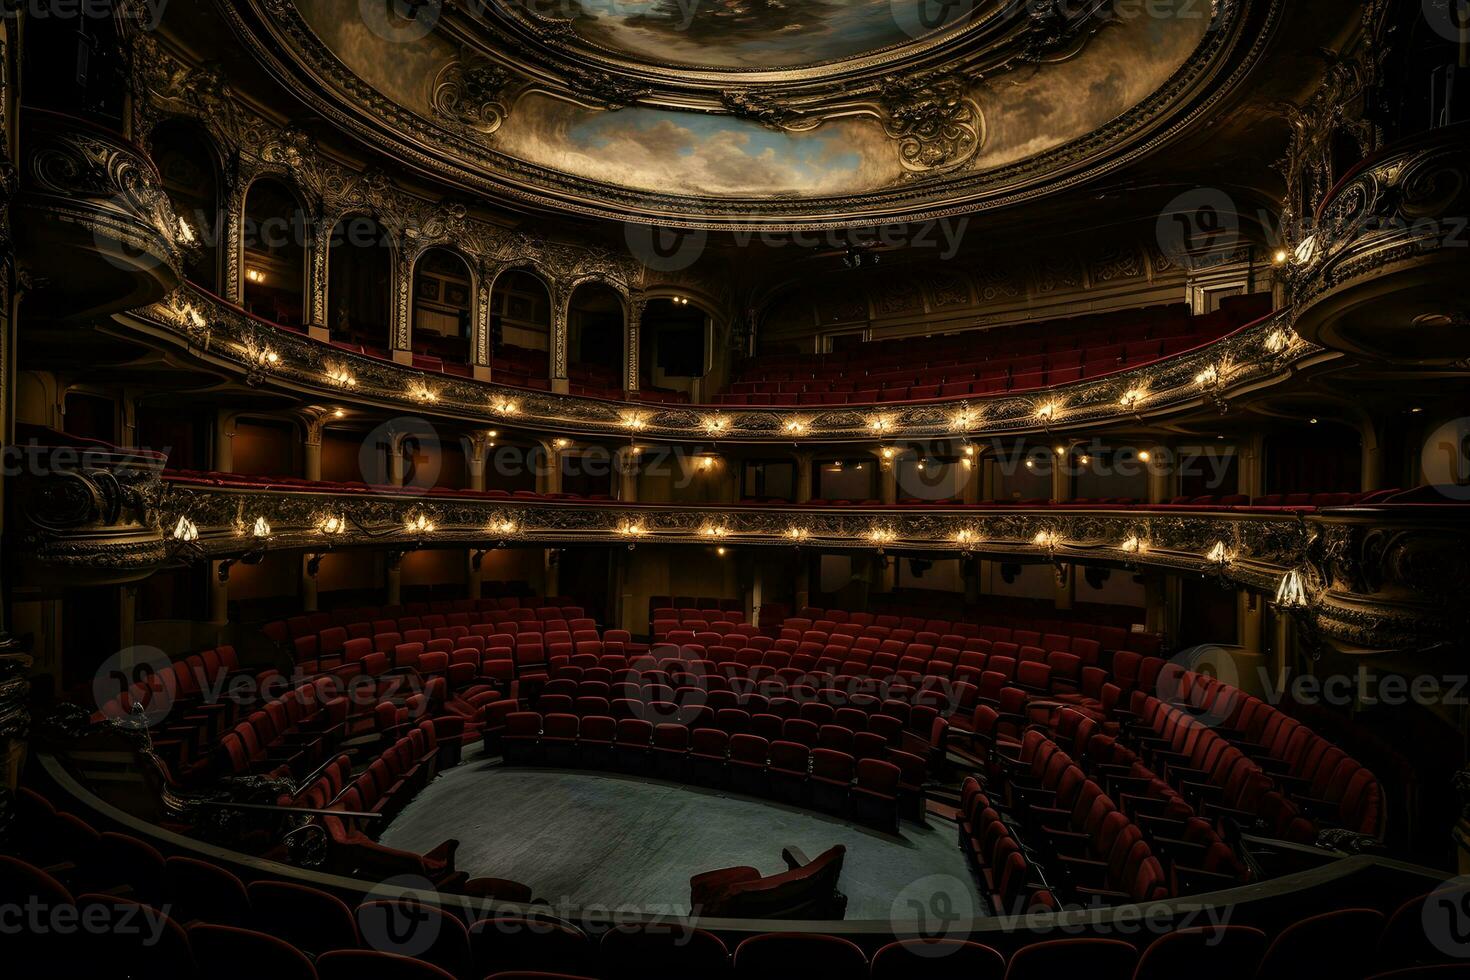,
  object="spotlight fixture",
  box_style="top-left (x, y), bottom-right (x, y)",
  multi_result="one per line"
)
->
top-left (493, 398), bottom-right (520, 415)
top-left (952, 402), bottom-right (979, 431)
top-left (955, 528), bottom-right (977, 548)
top-left (1119, 389), bottom-right (1147, 411)
top-left (867, 416), bottom-right (893, 435)
top-left (410, 384), bottom-right (439, 404)
top-left (698, 455), bottom-right (716, 471)
top-left (619, 521), bottom-right (647, 538)
top-left (1034, 529), bottom-right (1058, 550)
top-left (331, 408), bottom-right (346, 419)
top-left (704, 415), bottom-right (729, 436)
top-left (1137, 450), bottom-right (1152, 463)
top-left (702, 524), bottom-right (729, 538)
top-left (1120, 535), bottom-right (1148, 555)
top-left (319, 515), bottom-right (346, 535)
top-left (251, 516), bottom-right (272, 538)
top-left (623, 413), bottom-right (648, 432)
top-left (553, 438), bottom-right (571, 449)
top-left (784, 418), bottom-right (808, 437)
top-left (405, 512), bottom-right (435, 534)
top-left (716, 546), bottom-right (728, 557)
top-left (172, 516), bottom-right (199, 542)
top-left (786, 526), bottom-right (810, 542)
top-left (1036, 401), bottom-right (1059, 424)
top-left (880, 447), bottom-right (896, 461)
top-left (245, 268), bottom-right (266, 284)
top-left (1272, 248), bottom-right (1289, 266)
